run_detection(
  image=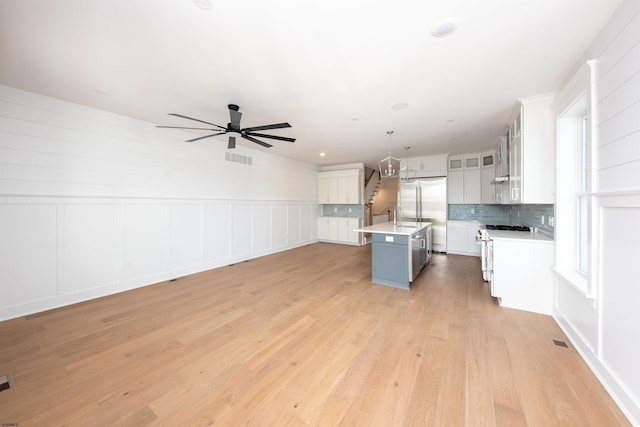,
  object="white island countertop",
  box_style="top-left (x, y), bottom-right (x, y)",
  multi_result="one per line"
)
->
top-left (354, 221), bottom-right (432, 236)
